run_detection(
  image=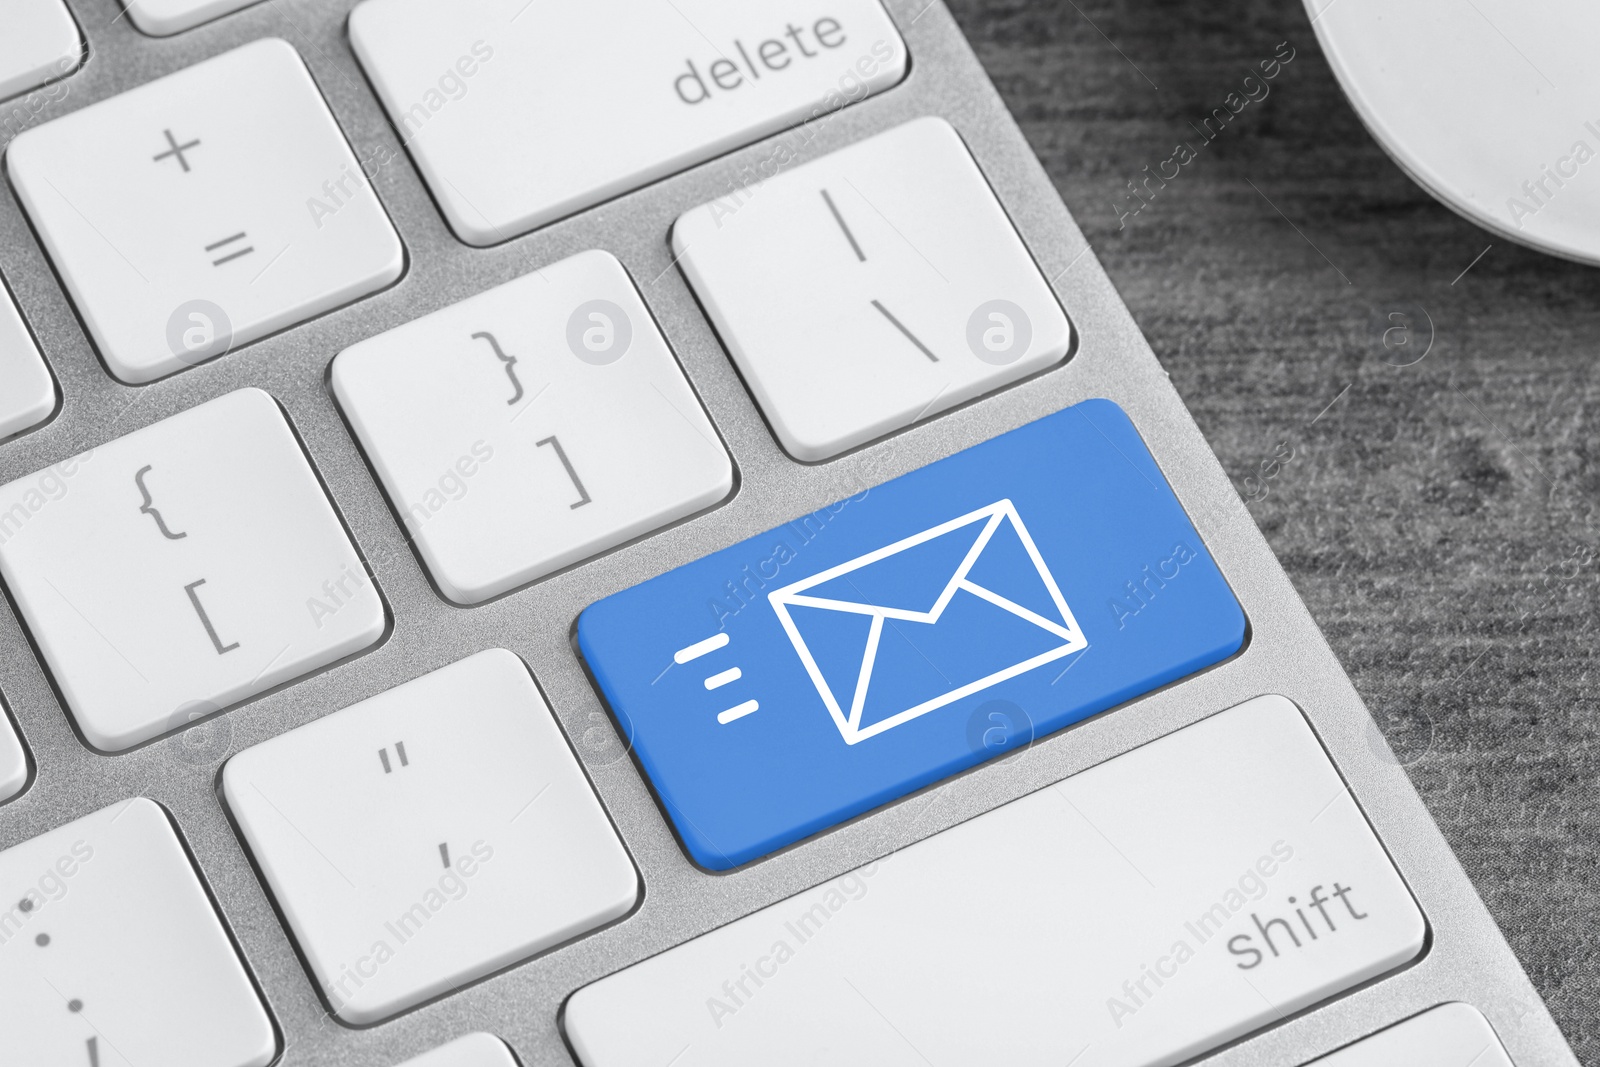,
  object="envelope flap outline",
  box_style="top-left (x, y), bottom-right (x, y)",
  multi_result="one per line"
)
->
top-left (768, 500), bottom-right (1088, 743)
